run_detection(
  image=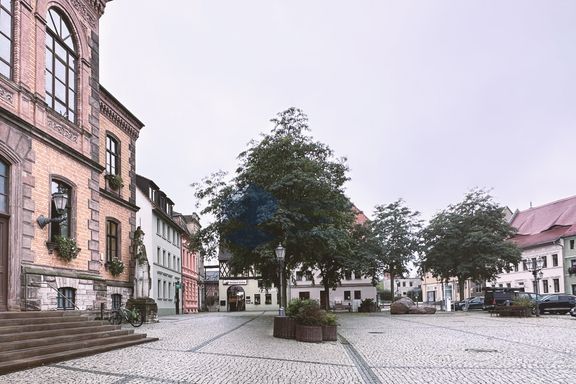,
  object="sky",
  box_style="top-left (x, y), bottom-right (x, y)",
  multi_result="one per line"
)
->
top-left (99, 0), bottom-right (576, 223)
